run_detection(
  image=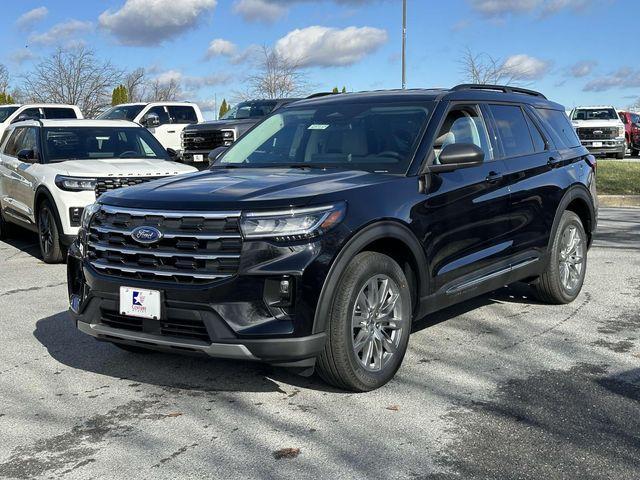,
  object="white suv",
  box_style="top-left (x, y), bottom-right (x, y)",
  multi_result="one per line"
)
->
top-left (0, 119), bottom-right (197, 262)
top-left (0, 103), bottom-right (83, 140)
top-left (97, 102), bottom-right (204, 153)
